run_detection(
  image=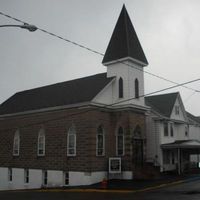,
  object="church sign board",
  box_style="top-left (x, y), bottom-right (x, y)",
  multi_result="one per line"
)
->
top-left (109, 157), bottom-right (121, 173)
